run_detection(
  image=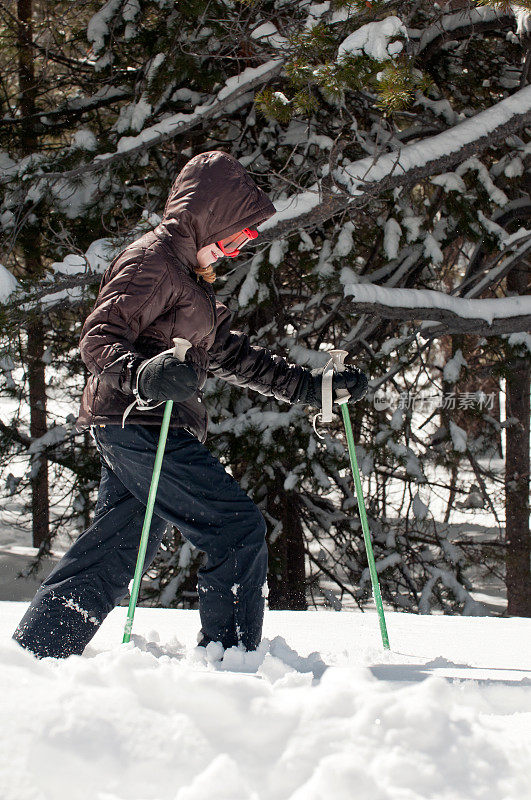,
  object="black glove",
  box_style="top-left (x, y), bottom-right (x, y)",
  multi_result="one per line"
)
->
top-left (296, 366), bottom-right (368, 408)
top-left (135, 353), bottom-right (199, 405)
